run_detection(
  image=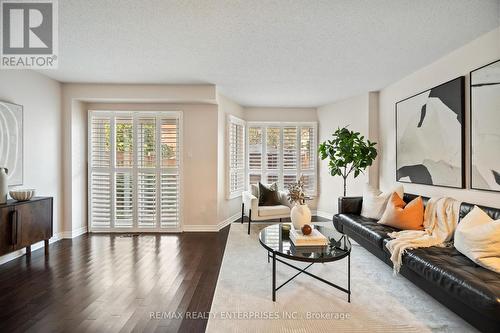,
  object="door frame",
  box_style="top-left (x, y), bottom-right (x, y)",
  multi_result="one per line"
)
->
top-left (87, 110), bottom-right (183, 233)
